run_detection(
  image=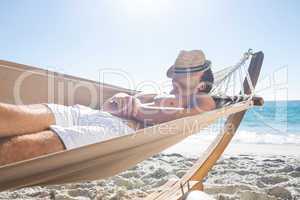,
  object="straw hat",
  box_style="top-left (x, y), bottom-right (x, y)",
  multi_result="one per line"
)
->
top-left (167, 50), bottom-right (209, 78)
